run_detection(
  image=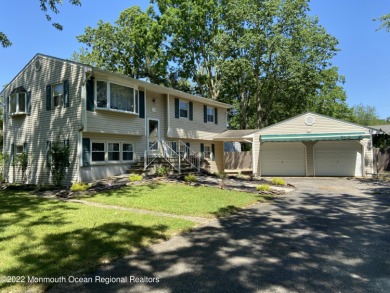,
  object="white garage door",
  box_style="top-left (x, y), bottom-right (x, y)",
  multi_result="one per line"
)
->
top-left (260, 142), bottom-right (306, 176)
top-left (314, 141), bottom-right (362, 177)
